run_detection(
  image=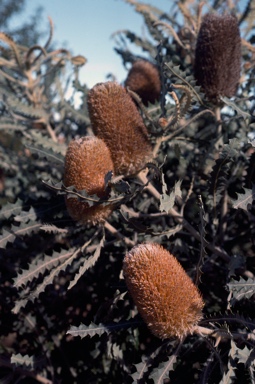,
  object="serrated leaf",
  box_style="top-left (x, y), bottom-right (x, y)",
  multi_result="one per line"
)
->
top-left (68, 234), bottom-right (105, 290)
top-left (4, 93), bottom-right (48, 120)
top-left (219, 340), bottom-right (237, 384)
top-left (164, 61), bottom-right (204, 105)
top-left (0, 221), bottom-right (41, 248)
top-left (12, 298), bottom-right (29, 315)
top-left (150, 354), bottom-right (177, 383)
top-left (10, 353), bottom-right (45, 370)
top-left (219, 364), bottom-right (236, 384)
top-left (14, 207), bottom-right (37, 223)
top-left (0, 198), bottom-right (24, 220)
top-left (233, 344), bottom-right (251, 365)
top-left (13, 231), bottom-right (99, 313)
top-left (131, 340), bottom-right (177, 382)
top-left (131, 358), bottom-right (147, 382)
top-left (27, 130), bottom-right (67, 156)
top-left (220, 138), bottom-right (240, 160)
top-left (66, 322), bottom-right (110, 339)
top-left (208, 138), bottom-right (241, 211)
top-left (40, 224), bottom-right (68, 234)
top-left (13, 248), bottom-right (76, 289)
top-left (27, 144), bottom-right (64, 165)
top-left (160, 175), bottom-right (182, 213)
top-left (11, 353), bottom-right (35, 369)
top-left (106, 341), bottom-right (124, 360)
top-left (67, 320), bottom-right (139, 339)
top-left (12, 245), bottom-right (83, 313)
top-left (232, 186), bottom-right (255, 210)
top-left (227, 277), bottom-right (255, 302)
